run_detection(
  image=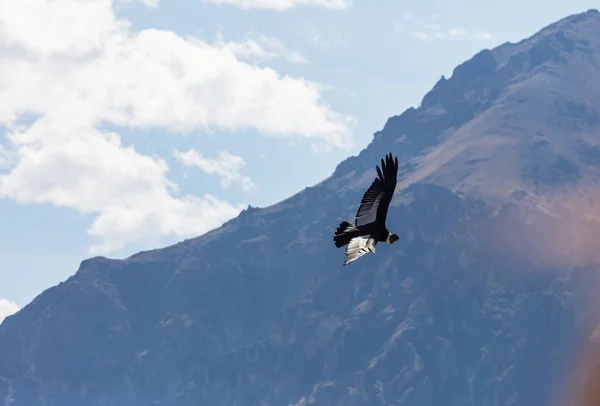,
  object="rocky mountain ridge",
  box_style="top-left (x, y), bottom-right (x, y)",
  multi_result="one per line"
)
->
top-left (2, 9), bottom-right (600, 406)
